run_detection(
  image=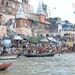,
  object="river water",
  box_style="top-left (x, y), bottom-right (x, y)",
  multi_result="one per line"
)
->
top-left (0, 53), bottom-right (75, 75)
